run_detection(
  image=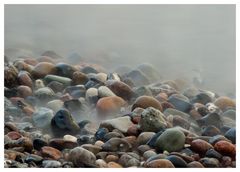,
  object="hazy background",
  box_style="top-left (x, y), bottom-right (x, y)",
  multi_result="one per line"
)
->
top-left (4, 5), bottom-right (236, 96)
